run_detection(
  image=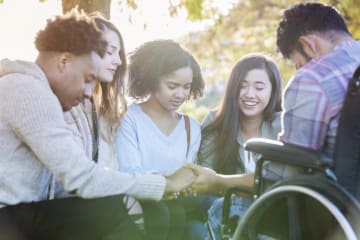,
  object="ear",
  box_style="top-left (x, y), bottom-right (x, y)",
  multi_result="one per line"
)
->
top-left (57, 52), bottom-right (72, 73)
top-left (298, 35), bottom-right (318, 57)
